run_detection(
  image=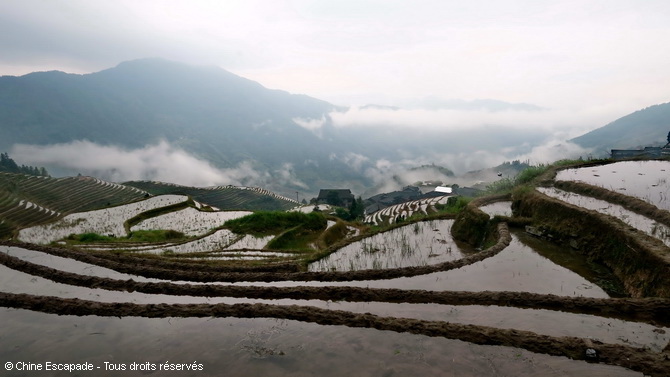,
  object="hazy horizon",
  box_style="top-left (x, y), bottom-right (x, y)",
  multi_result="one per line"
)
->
top-left (2, 1), bottom-right (669, 124)
top-left (2, 1), bottom-right (670, 193)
